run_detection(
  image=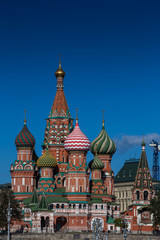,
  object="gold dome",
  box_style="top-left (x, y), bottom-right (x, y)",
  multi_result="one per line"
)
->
top-left (55, 63), bottom-right (65, 78)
